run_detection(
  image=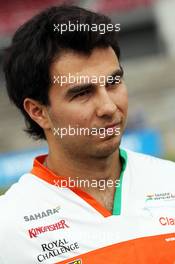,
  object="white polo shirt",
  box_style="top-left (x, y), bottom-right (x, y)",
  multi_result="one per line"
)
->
top-left (0, 149), bottom-right (175, 263)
